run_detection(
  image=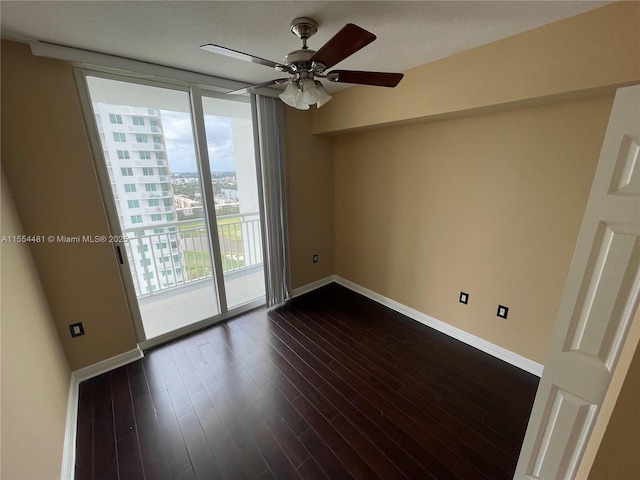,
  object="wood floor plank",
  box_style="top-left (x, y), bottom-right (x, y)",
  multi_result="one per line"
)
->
top-left (261, 406), bottom-right (310, 468)
top-left (296, 456), bottom-right (330, 480)
top-left (74, 283), bottom-right (538, 480)
top-left (290, 394), bottom-right (382, 480)
top-left (126, 360), bottom-right (150, 400)
top-left (74, 409), bottom-right (93, 479)
top-left (177, 410), bottom-right (216, 478)
top-left (144, 363), bottom-right (192, 478)
top-left (110, 367), bottom-right (136, 441)
top-left (298, 428), bottom-right (355, 480)
top-left (91, 431), bottom-right (116, 480)
top-left (115, 429), bottom-right (145, 480)
top-left (132, 392), bottom-right (172, 480)
top-left (252, 422), bottom-right (302, 480)
top-left (196, 384), bottom-right (268, 480)
top-left (330, 413), bottom-right (409, 480)
top-left (260, 380), bottom-right (310, 437)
